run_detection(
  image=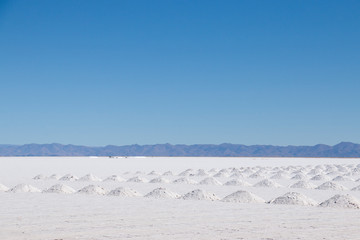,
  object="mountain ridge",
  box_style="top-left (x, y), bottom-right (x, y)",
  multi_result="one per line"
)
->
top-left (0, 142), bottom-right (359, 157)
